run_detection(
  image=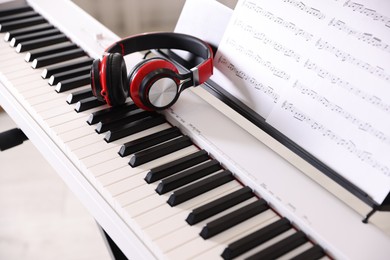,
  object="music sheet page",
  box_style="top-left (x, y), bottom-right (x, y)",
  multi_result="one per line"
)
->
top-left (214, 0), bottom-right (390, 203)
